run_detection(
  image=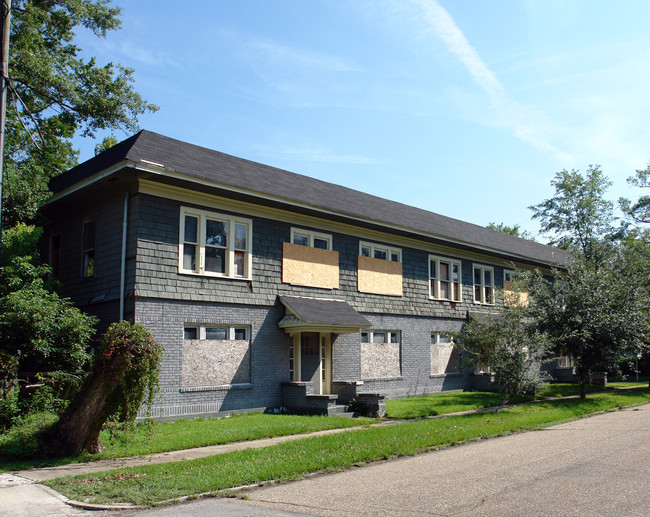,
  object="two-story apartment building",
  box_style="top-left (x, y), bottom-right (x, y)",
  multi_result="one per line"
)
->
top-left (44, 130), bottom-right (568, 418)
